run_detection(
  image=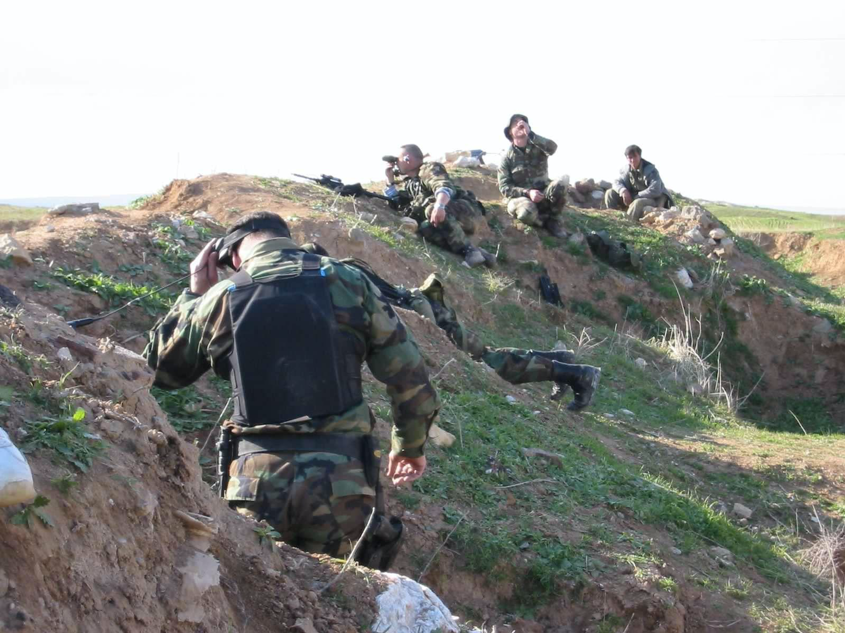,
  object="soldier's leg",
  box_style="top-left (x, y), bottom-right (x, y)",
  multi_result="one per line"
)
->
top-left (226, 451), bottom-right (298, 545)
top-left (449, 198), bottom-right (482, 235)
top-left (656, 194), bottom-right (669, 209)
top-left (480, 348), bottom-right (575, 384)
top-left (423, 293), bottom-right (486, 360)
top-left (543, 179), bottom-right (568, 220)
top-left (604, 189), bottom-right (623, 210)
top-left (627, 198), bottom-right (657, 222)
top-left (418, 205), bottom-right (470, 255)
top-left (290, 453), bottom-right (375, 556)
top-left (507, 198), bottom-right (542, 227)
